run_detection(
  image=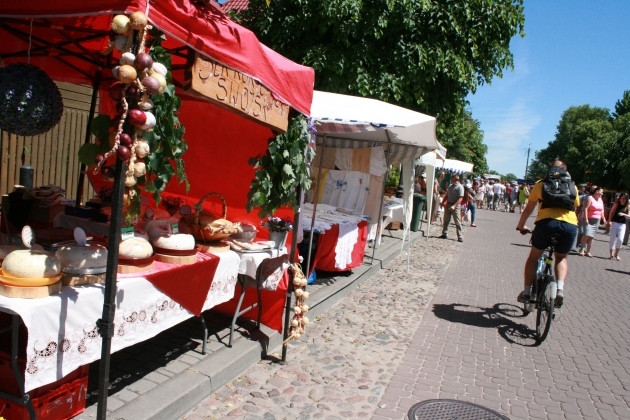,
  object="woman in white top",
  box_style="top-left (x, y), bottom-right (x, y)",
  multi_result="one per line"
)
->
top-left (475, 182), bottom-right (486, 209)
